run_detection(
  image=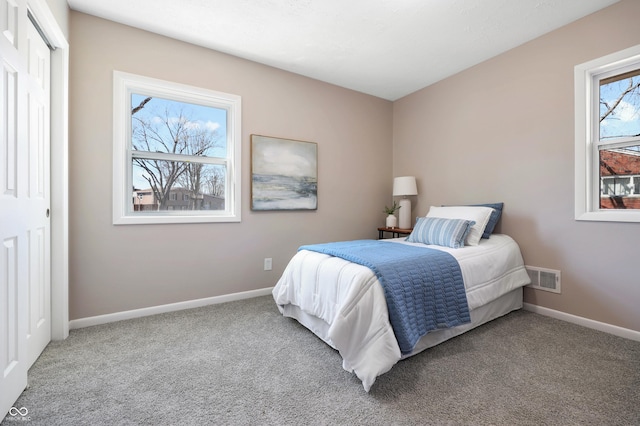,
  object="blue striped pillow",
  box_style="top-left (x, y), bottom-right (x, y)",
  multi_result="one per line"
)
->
top-left (405, 217), bottom-right (475, 249)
